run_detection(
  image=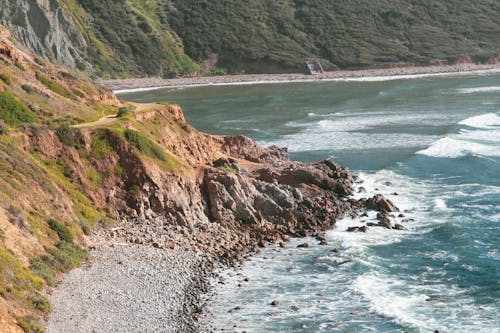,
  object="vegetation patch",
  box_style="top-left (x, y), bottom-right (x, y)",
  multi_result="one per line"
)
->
top-left (28, 293), bottom-right (53, 314)
top-left (14, 61), bottom-right (25, 71)
top-left (35, 72), bottom-right (74, 99)
top-left (90, 130), bottom-right (114, 159)
top-left (47, 219), bottom-right (73, 243)
top-left (124, 128), bottom-right (167, 161)
top-left (55, 124), bottom-right (77, 147)
top-left (116, 106), bottom-right (135, 118)
top-left (21, 84), bottom-right (35, 94)
top-left (0, 91), bottom-right (36, 125)
top-left (0, 72), bottom-right (12, 85)
top-left (30, 241), bottom-right (90, 286)
top-left (15, 314), bottom-right (44, 333)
